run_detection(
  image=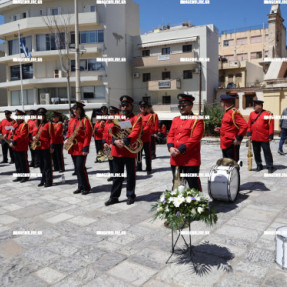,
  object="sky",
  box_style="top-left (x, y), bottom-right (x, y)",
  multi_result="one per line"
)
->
top-left (133, 0), bottom-right (287, 34)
